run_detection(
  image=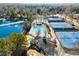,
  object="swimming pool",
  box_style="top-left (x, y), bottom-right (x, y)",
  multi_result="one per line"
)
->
top-left (0, 19), bottom-right (23, 24)
top-left (29, 24), bottom-right (47, 37)
top-left (0, 20), bottom-right (24, 38)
